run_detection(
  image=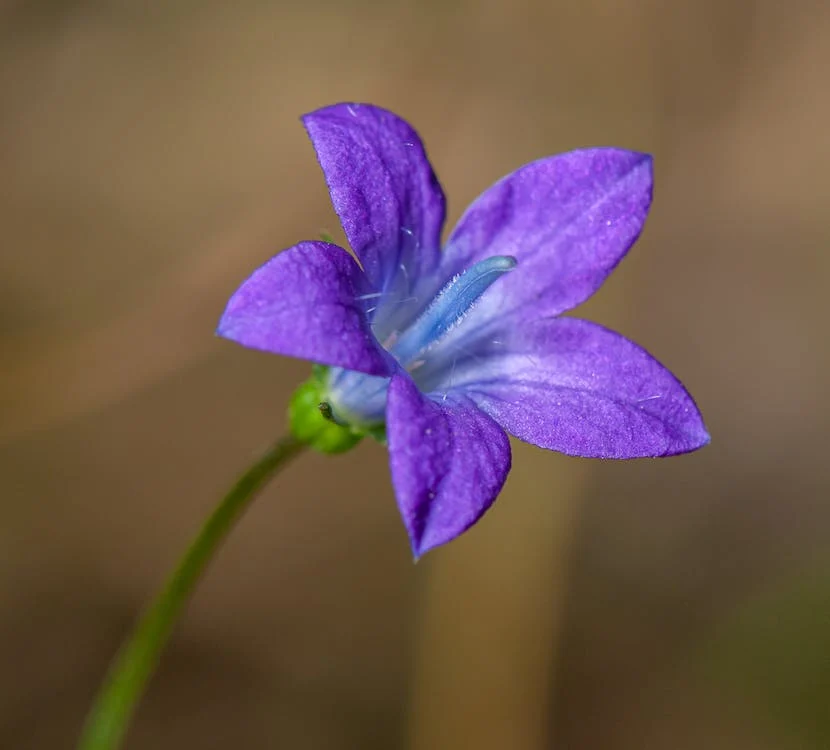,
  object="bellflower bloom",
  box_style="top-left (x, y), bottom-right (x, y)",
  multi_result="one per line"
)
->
top-left (218, 103), bottom-right (709, 556)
